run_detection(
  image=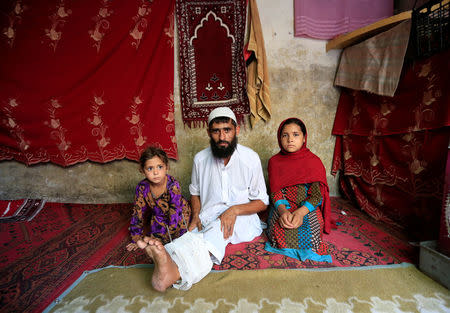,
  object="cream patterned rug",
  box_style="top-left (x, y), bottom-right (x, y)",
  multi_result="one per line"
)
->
top-left (45, 263), bottom-right (449, 313)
